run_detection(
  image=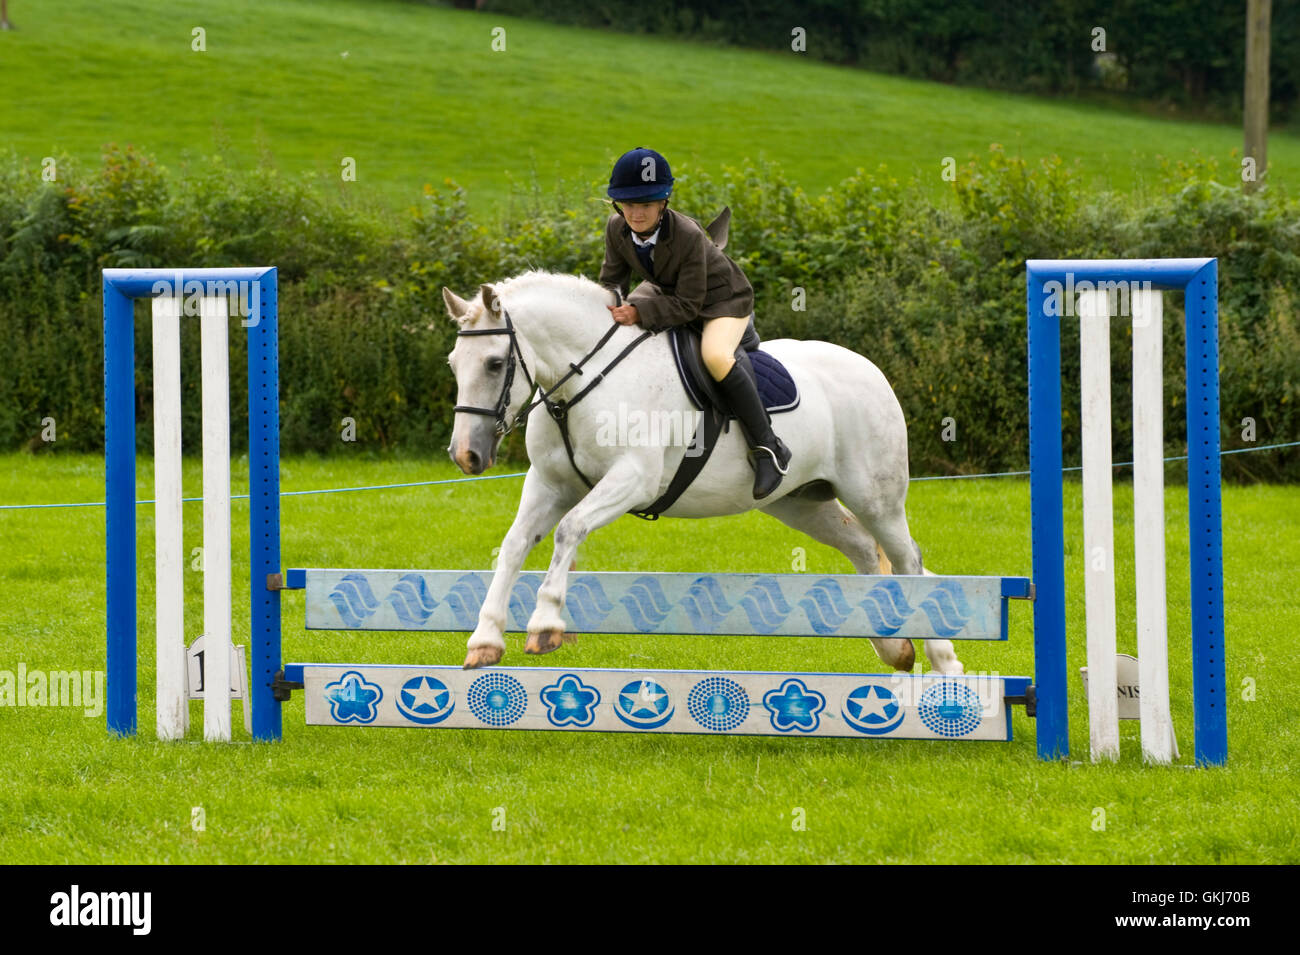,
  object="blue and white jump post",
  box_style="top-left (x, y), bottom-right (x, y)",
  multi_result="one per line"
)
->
top-left (103, 260), bottom-right (1227, 764)
top-left (104, 268), bottom-right (281, 742)
top-left (1027, 258), bottom-right (1226, 767)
